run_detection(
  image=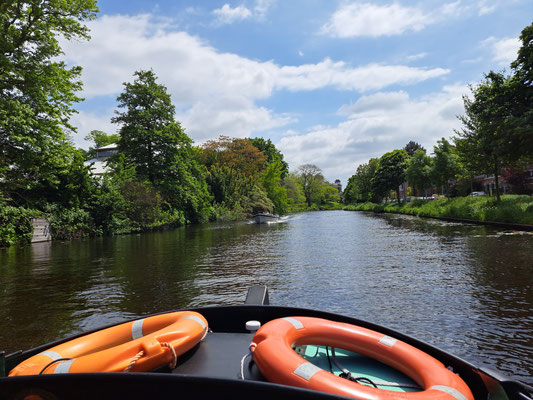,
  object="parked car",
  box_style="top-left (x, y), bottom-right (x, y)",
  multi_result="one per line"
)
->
top-left (468, 191), bottom-right (487, 196)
